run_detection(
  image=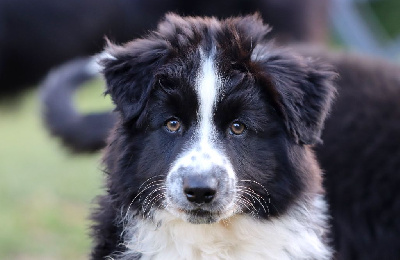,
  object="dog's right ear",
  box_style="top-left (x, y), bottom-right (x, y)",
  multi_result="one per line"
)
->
top-left (100, 38), bottom-right (170, 123)
top-left (253, 47), bottom-right (337, 145)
